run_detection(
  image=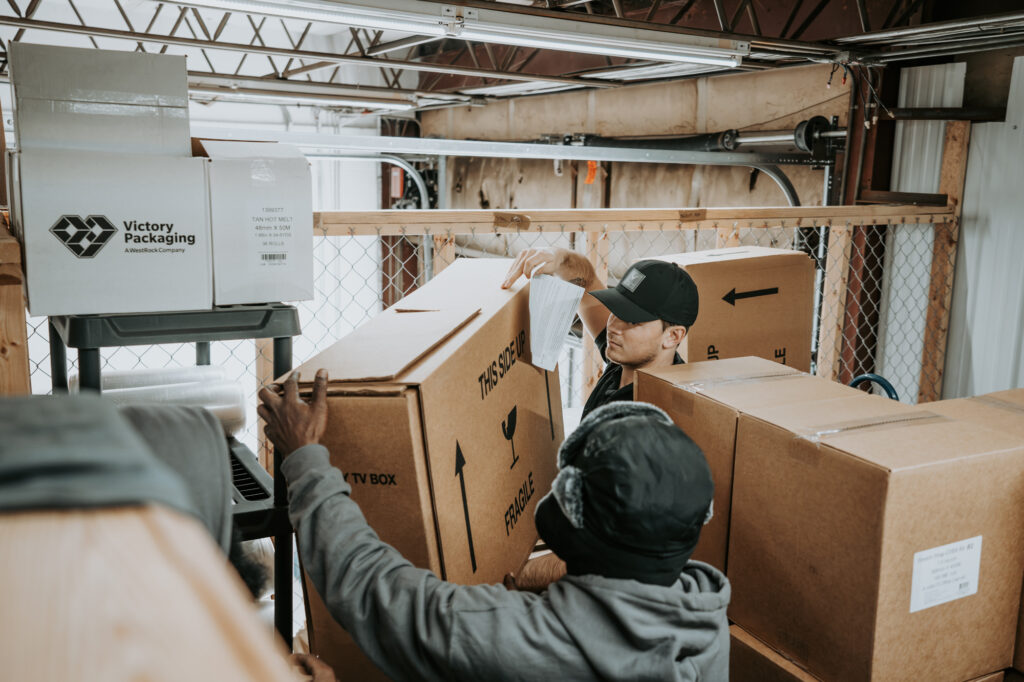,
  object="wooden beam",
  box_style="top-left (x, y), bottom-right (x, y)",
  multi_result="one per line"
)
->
top-left (254, 338), bottom-right (274, 472)
top-left (583, 231), bottom-right (609, 405)
top-left (816, 223), bottom-right (853, 382)
top-left (0, 215), bottom-right (29, 395)
top-left (432, 234), bottom-right (456, 276)
top-left (918, 120), bottom-right (970, 403)
top-left (315, 205), bottom-right (954, 237)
